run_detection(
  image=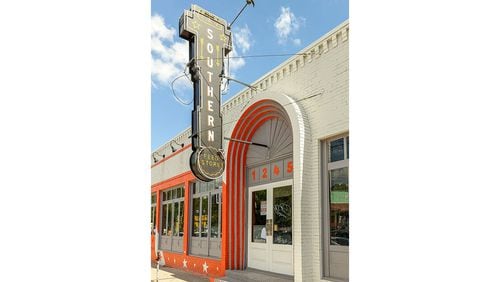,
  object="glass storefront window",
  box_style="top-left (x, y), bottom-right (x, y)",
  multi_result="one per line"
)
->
top-left (330, 167), bottom-right (349, 246)
top-left (159, 186), bottom-right (185, 252)
top-left (273, 186), bottom-right (292, 245)
top-left (252, 190), bottom-right (267, 243)
top-left (190, 179), bottom-right (223, 258)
